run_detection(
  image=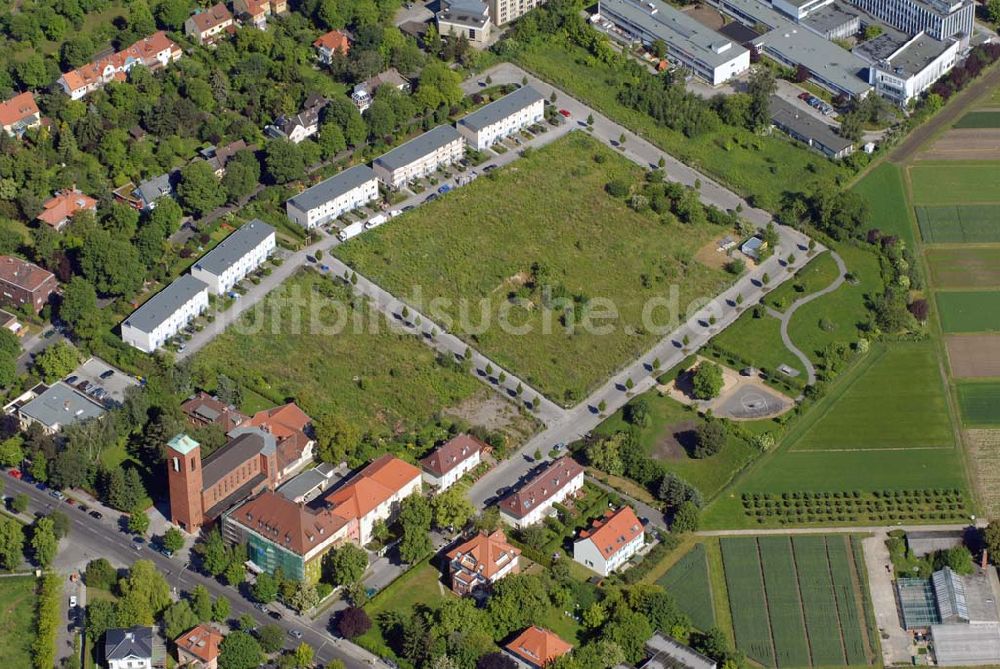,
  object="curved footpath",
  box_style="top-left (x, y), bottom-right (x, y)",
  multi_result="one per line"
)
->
top-left (769, 250), bottom-right (847, 386)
